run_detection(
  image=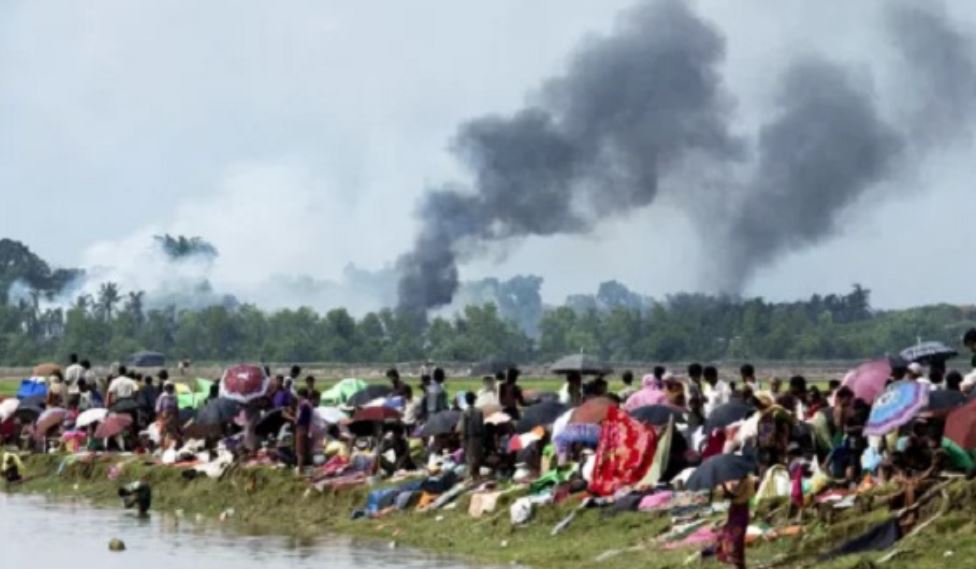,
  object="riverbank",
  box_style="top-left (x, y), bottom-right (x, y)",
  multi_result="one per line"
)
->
top-left (9, 455), bottom-right (976, 569)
